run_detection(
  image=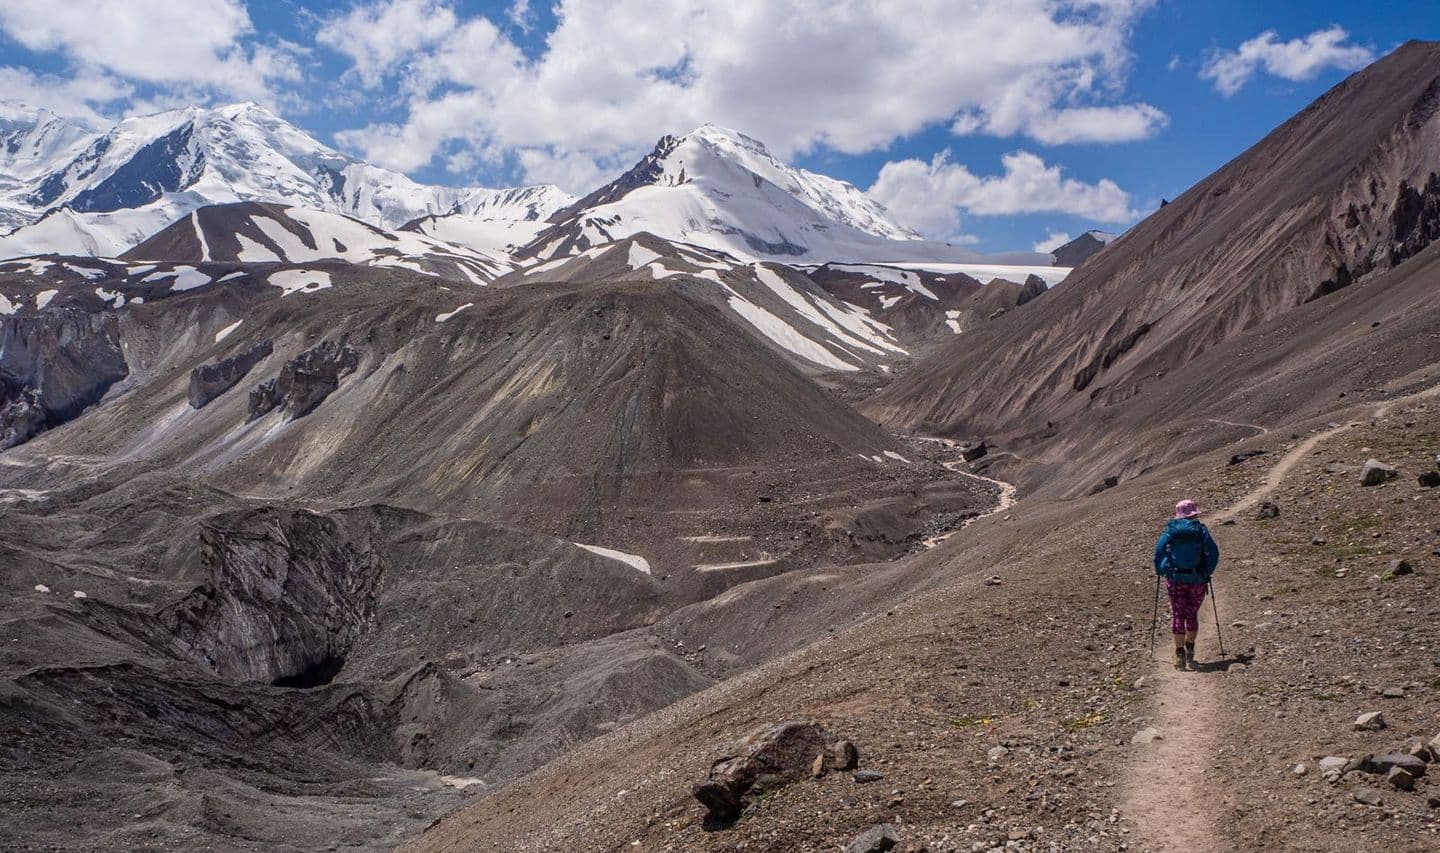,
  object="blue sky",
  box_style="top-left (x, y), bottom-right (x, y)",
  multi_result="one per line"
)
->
top-left (0, 0), bottom-right (1436, 252)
